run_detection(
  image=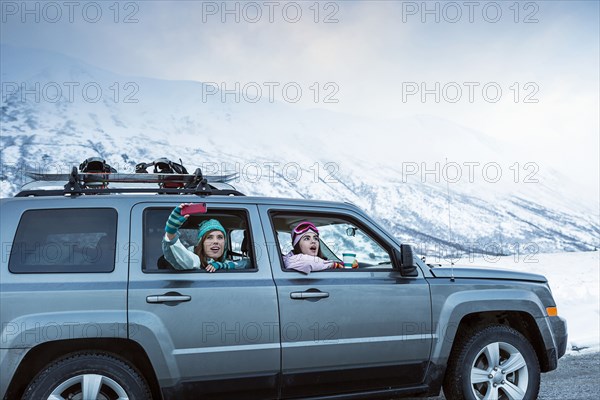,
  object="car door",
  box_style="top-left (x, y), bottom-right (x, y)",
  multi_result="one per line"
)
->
top-left (128, 202), bottom-right (280, 399)
top-left (259, 205), bottom-right (433, 398)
